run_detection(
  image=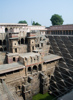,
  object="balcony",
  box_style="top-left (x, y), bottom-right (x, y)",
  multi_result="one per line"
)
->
top-left (27, 32), bottom-right (36, 38)
top-left (9, 33), bottom-right (19, 39)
